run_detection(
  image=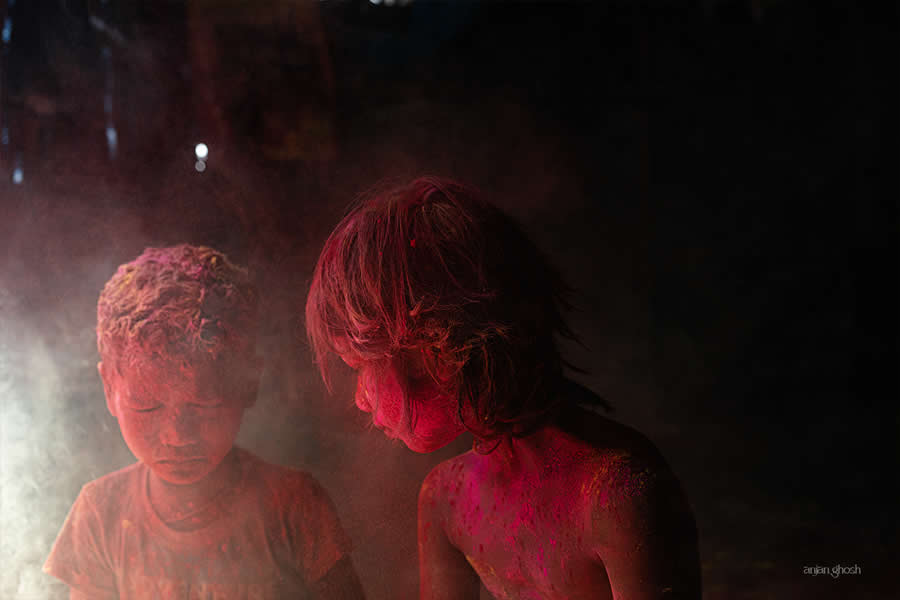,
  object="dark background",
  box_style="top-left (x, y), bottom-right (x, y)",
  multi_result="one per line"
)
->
top-left (1, 1), bottom-right (896, 598)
